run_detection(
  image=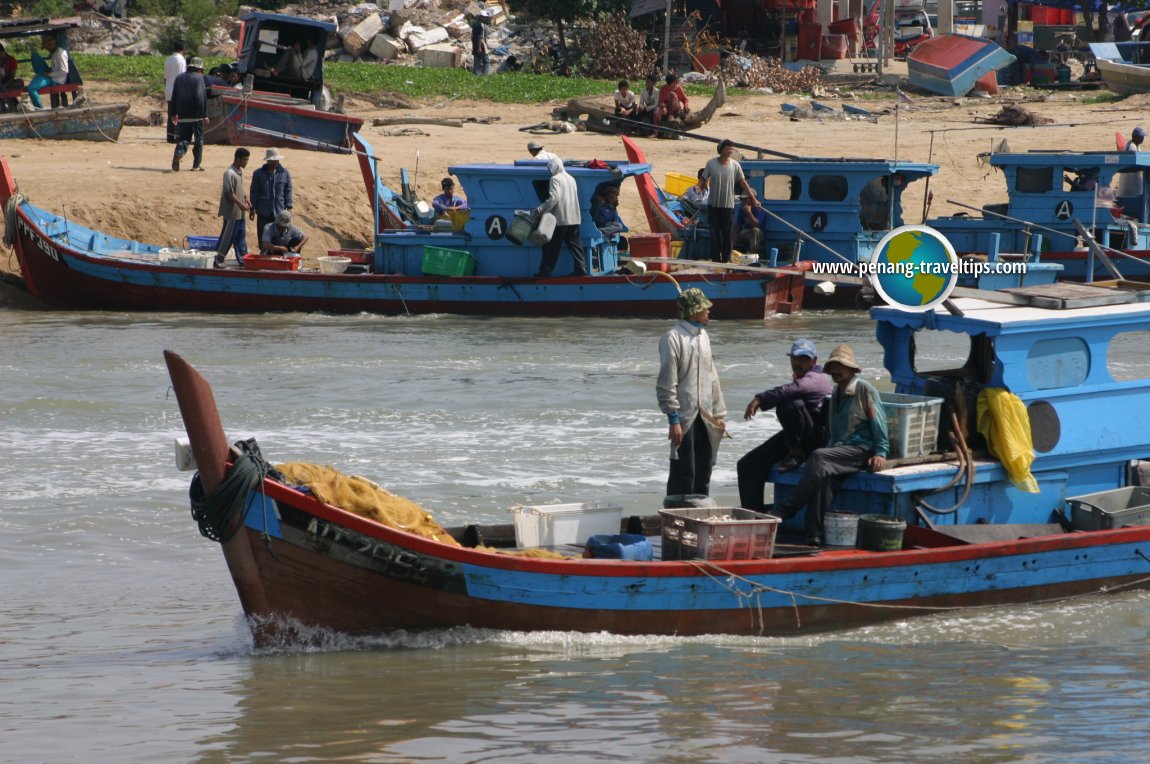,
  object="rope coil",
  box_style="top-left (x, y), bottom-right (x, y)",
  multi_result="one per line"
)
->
top-left (188, 440), bottom-right (281, 543)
